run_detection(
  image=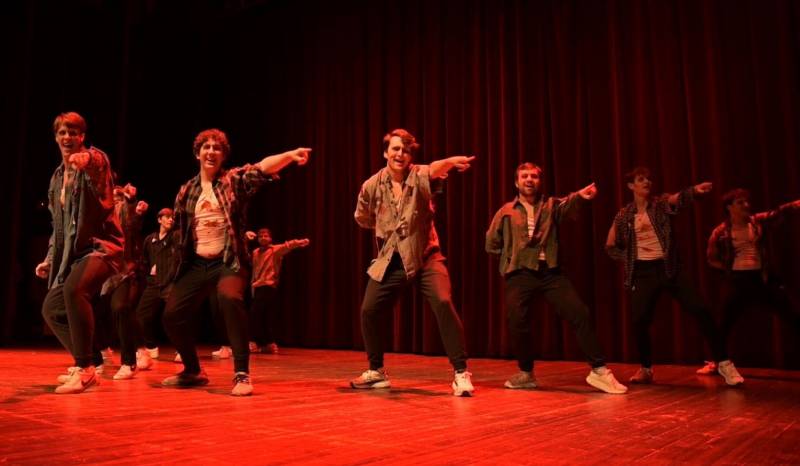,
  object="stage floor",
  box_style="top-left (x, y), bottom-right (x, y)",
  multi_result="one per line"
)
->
top-left (1, 346), bottom-right (798, 465)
